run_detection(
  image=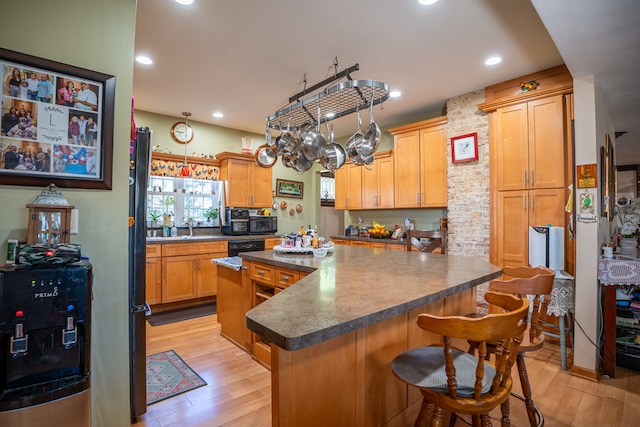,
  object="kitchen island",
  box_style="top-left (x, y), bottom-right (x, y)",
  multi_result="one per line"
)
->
top-left (243, 245), bottom-right (502, 427)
